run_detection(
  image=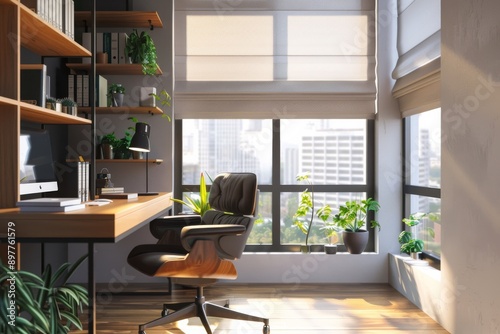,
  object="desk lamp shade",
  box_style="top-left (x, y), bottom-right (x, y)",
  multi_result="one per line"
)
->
top-left (129, 122), bottom-right (151, 152)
